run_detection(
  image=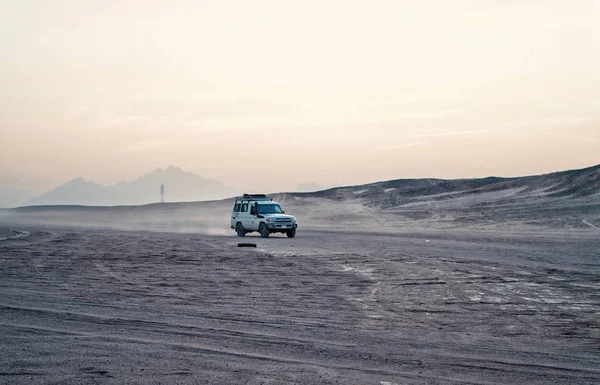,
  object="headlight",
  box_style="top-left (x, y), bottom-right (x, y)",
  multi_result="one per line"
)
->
top-left (265, 218), bottom-right (271, 222)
